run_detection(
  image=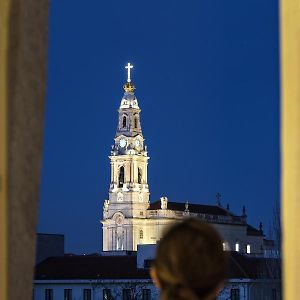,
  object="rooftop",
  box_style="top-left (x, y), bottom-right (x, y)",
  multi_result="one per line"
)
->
top-left (148, 201), bottom-right (263, 236)
top-left (35, 252), bottom-right (279, 281)
top-left (148, 200), bottom-right (232, 216)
